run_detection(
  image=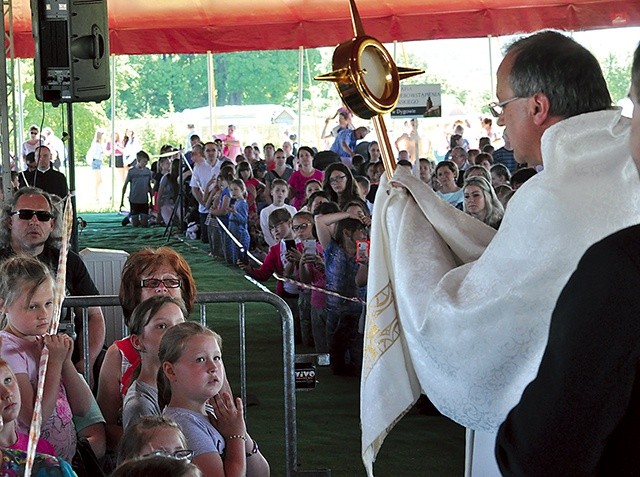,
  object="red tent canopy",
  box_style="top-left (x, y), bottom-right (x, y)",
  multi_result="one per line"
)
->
top-left (9, 0), bottom-right (640, 57)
